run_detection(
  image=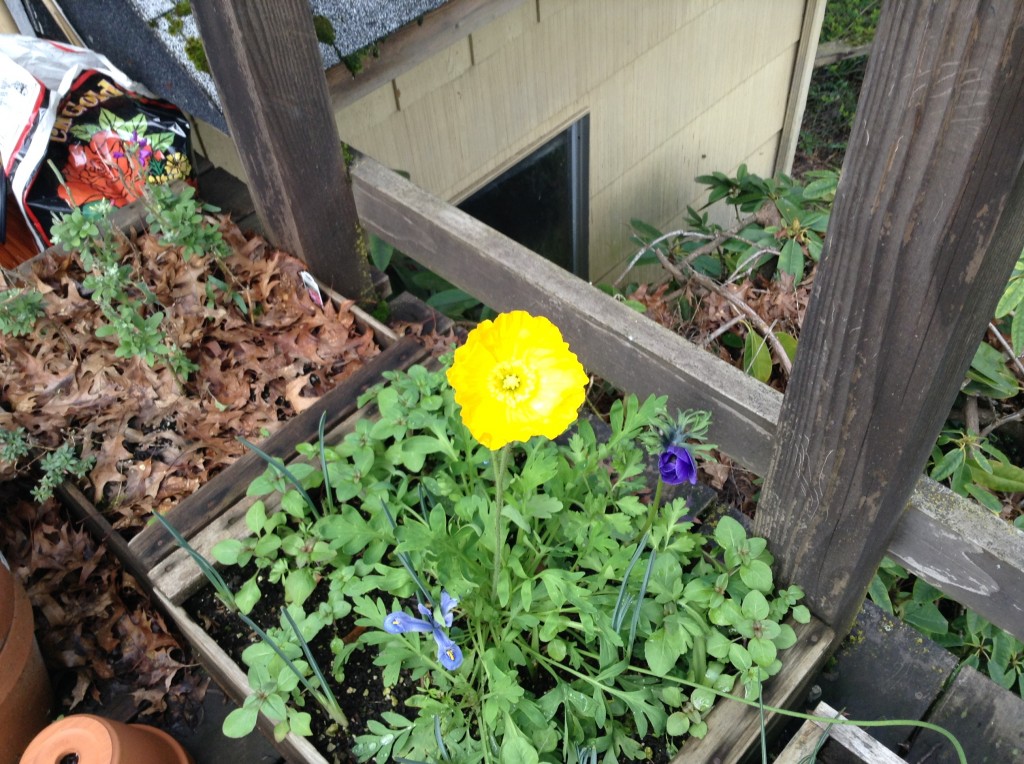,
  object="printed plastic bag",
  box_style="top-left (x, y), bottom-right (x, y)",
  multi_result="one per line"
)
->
top-left (0, 35), bottom-right (194, 251)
